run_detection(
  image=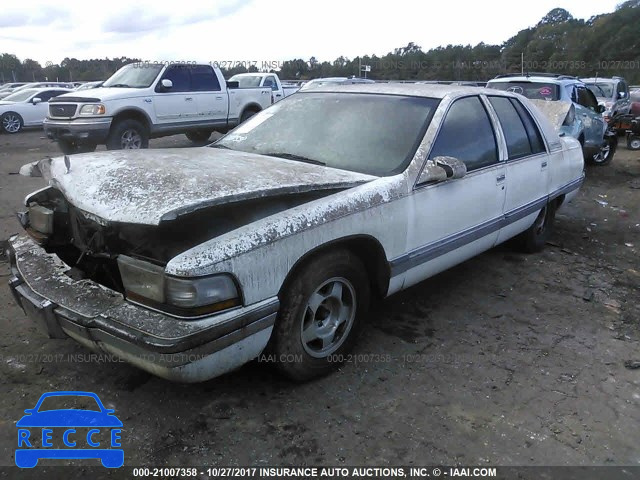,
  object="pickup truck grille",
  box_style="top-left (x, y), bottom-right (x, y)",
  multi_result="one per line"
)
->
top-left (49, 104), bottom-right (77, 117)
